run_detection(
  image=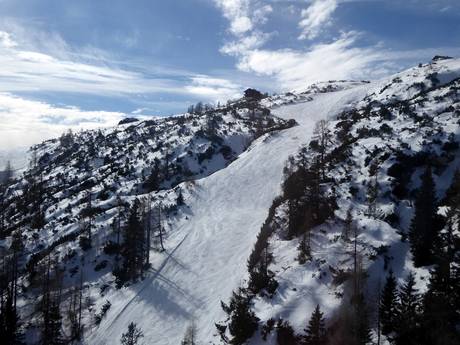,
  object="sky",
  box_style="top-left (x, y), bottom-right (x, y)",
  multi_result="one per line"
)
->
top-left (0, 0), bottom-right (460, 153)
